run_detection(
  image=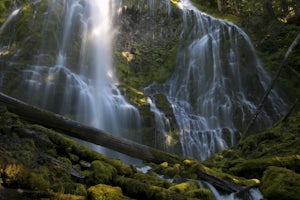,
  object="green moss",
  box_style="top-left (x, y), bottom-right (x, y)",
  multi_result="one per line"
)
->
top-left (131, 171), bottom-right (172, 188)
top-left (88, 160), bottom-right (117, 185)
top-left (155, 162), bottom-right (183, 179)
top-left (49, 165), bottom-right (71, 183)
top-left (190, 0), bottom-right (241, 25)
top-left (115, 176), bottom-right (185, 200)
top-left (27, 172), bottom-right (50, 191)
top-left (57, 157), bottom-right (72, 166)
top-left (185, 188), bottom-right (213, 200)
top-left (260, 166), bottom-right (300, 200)
top-left (2, 163), bottom-right (50, 191)
top-left (51, 193), bottom-right (86, 200)
top-left (87, 184), bottom-right (124, 200)
top-left (114, 42), bottom-right (178, 89)
top-left (74, 183), bottom-right (87, 196)
top-left (181, 159), bottom-right (257, 186)
top-left (228, 155), bottom-right (300, 178)
top-left (118, 84), bottom-right (147, 107)
top-left (169, 181), bottom-right (199, 193)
